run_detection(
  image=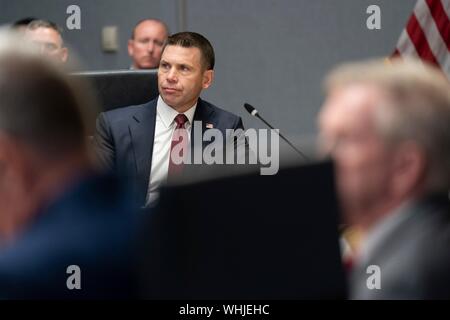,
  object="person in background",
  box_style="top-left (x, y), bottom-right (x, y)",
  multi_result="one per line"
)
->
top-left (128, 19), bottom-right (168, 69)
top-left (24, 19), bottom-right (68, 63)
